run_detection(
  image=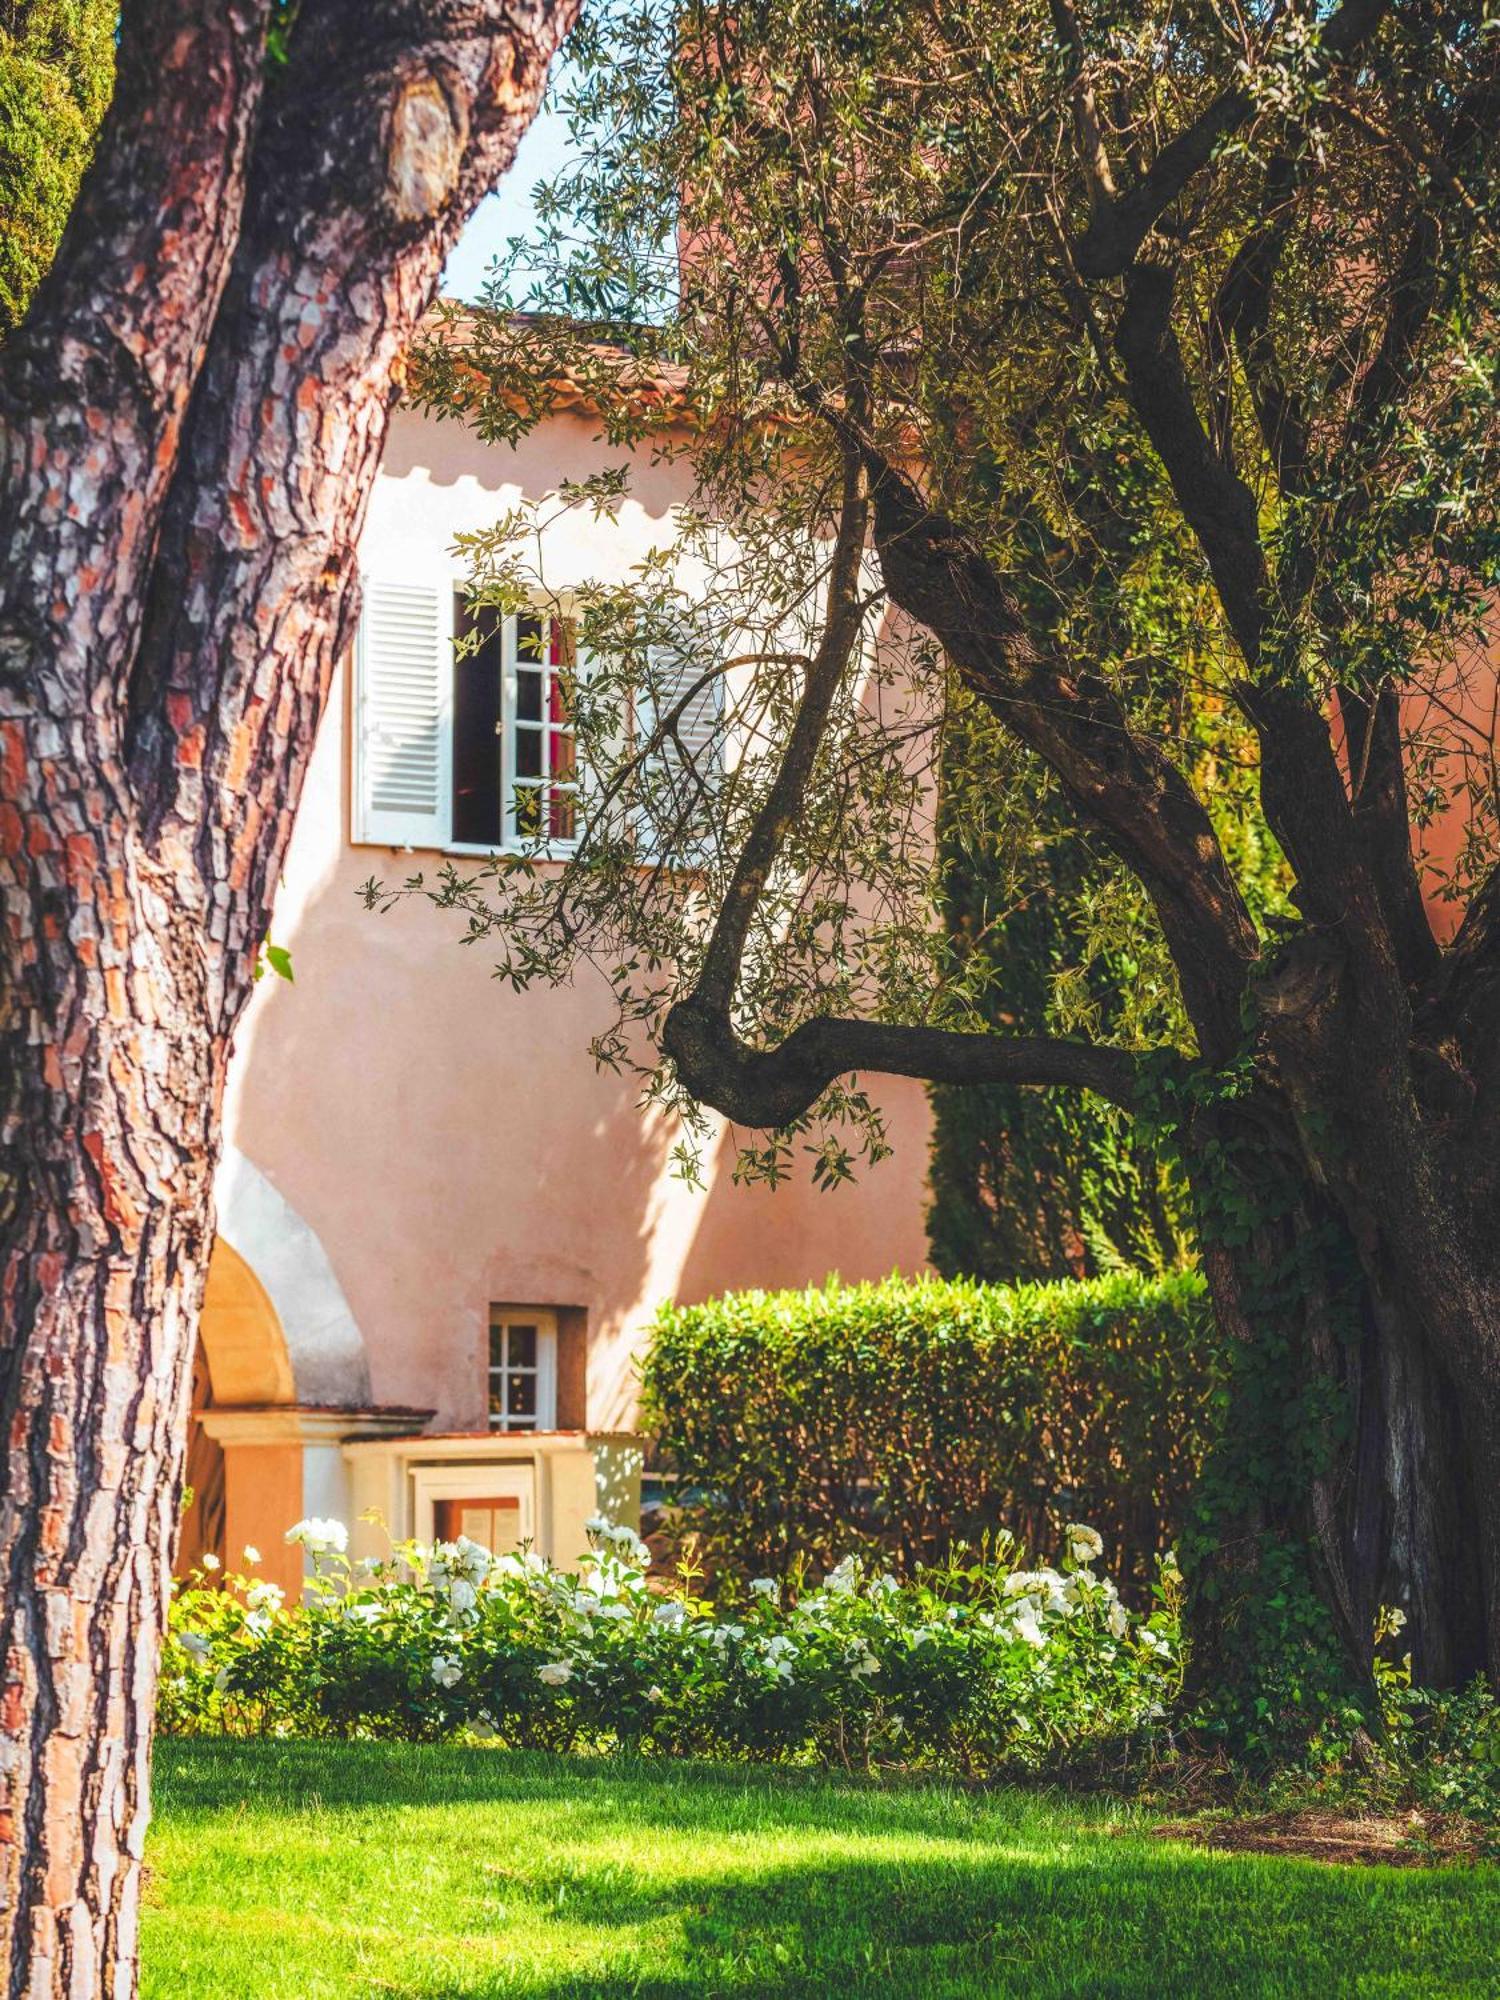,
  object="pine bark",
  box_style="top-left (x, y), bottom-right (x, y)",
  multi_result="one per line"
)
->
top-left (0, 2), bottom-right (576, 1992)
